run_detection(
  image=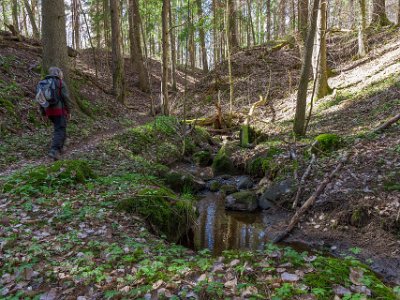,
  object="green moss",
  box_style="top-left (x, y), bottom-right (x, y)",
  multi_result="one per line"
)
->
top-left (313, 133), bottom-right (343, 154)
top-left (1, 160), bottom-right (95, 195)
top-left (118, 186), bottom-right (195, 241)
top-left (246, 146), bottom-right (284, 178)
top-left (164, 172), bottom-right (197, 193)
top-left (212, 145), bottom-right (236, 176)
top-left (384, 172), bottom-right (400, 191)
top-left (304, 256), bottom-right (397, 299)
top-left (220, 184), bottom-right (238, 195)
top-left (209, 181), bottom-right (221, 192)
top-left (193, 150), bottom-right (211, 167)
